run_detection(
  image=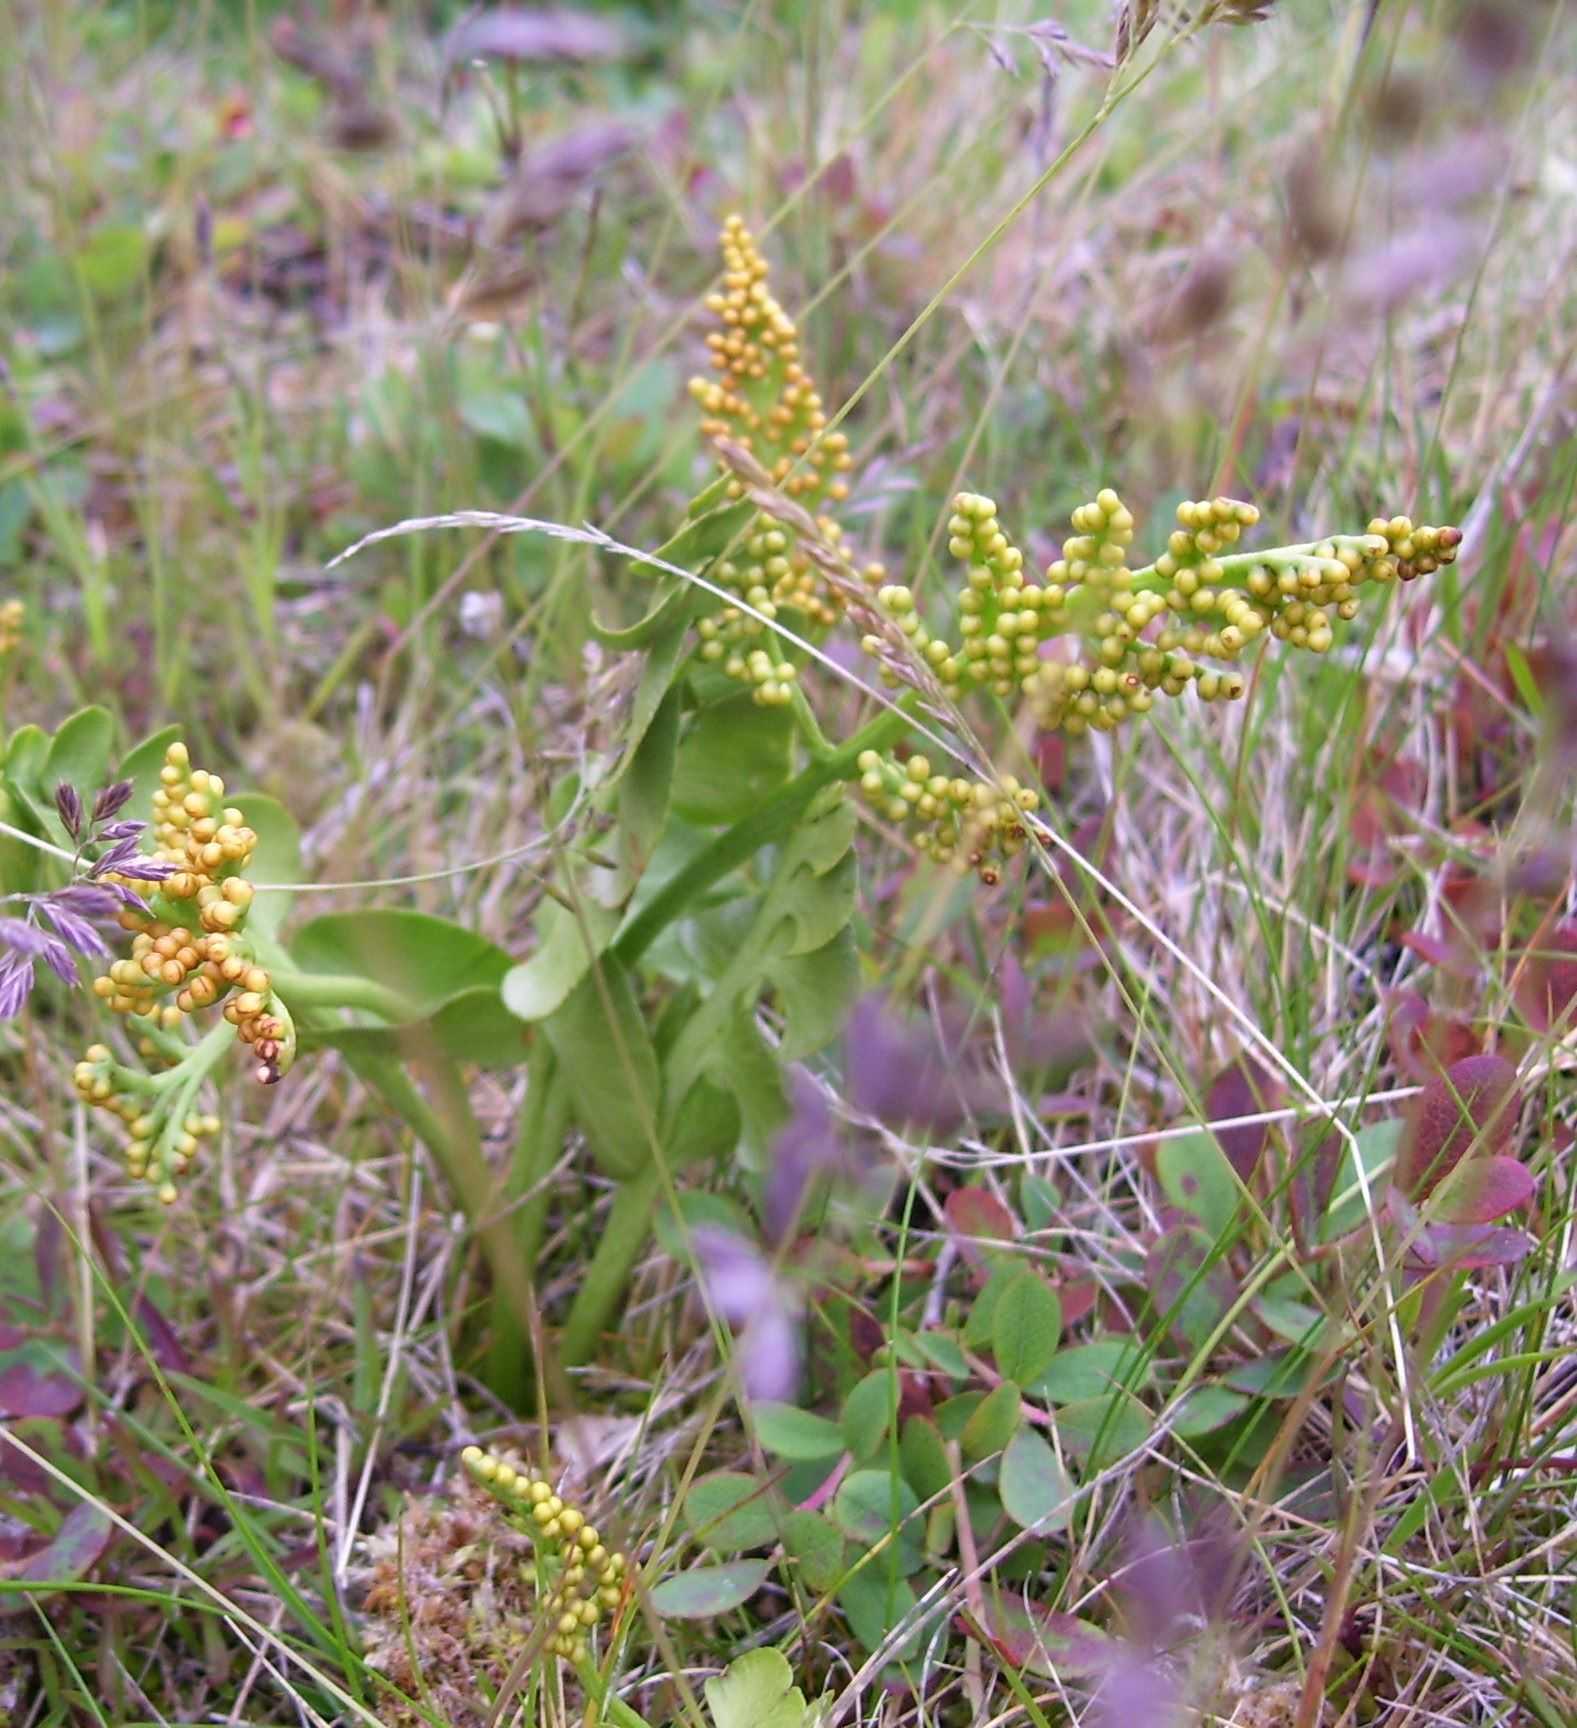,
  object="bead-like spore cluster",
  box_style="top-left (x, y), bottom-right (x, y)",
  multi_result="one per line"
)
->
top-left (73, 741), bottom-right (296, 1201)
top-left (460, 1445), bottom-right (628, 1664)
top-left (688, 216), bottom-right (882, 706)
